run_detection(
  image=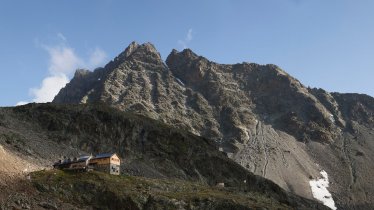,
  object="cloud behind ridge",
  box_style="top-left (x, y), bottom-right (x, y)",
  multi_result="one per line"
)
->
top-left (16, 33), bottom-right (107, 105)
